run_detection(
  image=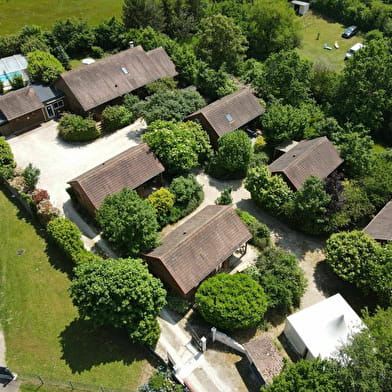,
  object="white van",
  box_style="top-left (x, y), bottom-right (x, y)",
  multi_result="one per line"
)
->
top-left (345, 43), bottom-right (364, 60)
